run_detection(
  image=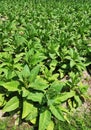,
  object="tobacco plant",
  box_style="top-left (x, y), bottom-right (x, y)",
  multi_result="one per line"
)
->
top-left (0, 0), bottom-right (91, 129)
